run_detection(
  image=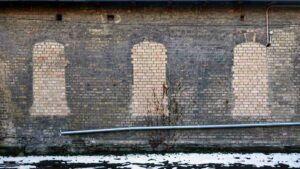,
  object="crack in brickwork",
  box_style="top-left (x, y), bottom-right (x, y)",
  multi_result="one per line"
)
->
top-left (30, 40), bottom-right (70, 116)
top-left (232, 42), bottom-right (271, 117)
top-left (131, 41), bottom-right (168, 116)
